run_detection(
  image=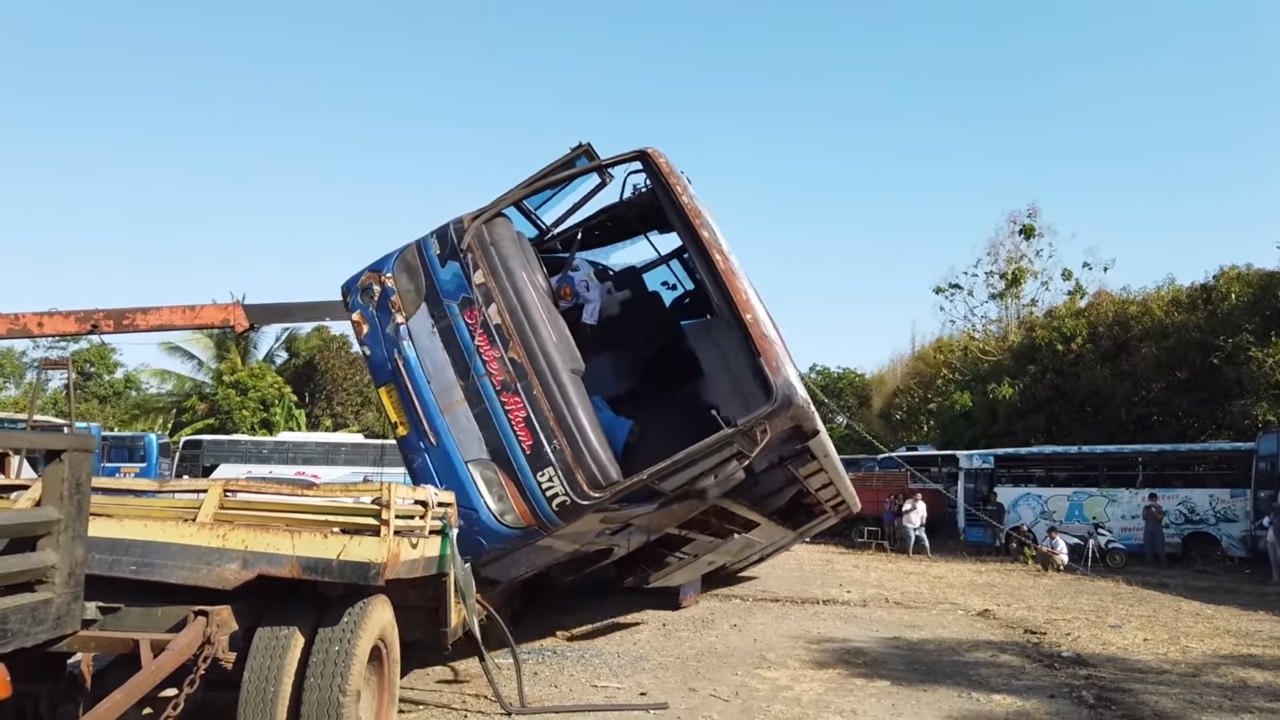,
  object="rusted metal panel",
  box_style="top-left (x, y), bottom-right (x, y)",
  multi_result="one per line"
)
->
top-left (79, 615), bottom-right (207, 720)
top-left (48, 629), bottom-right (180, 656)
top-left (645, 149), bottom-right (788, 379)
top-left (0, 300), bottom-right (350, 340)
top-left (0, 304), bottom-right (251, 339)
